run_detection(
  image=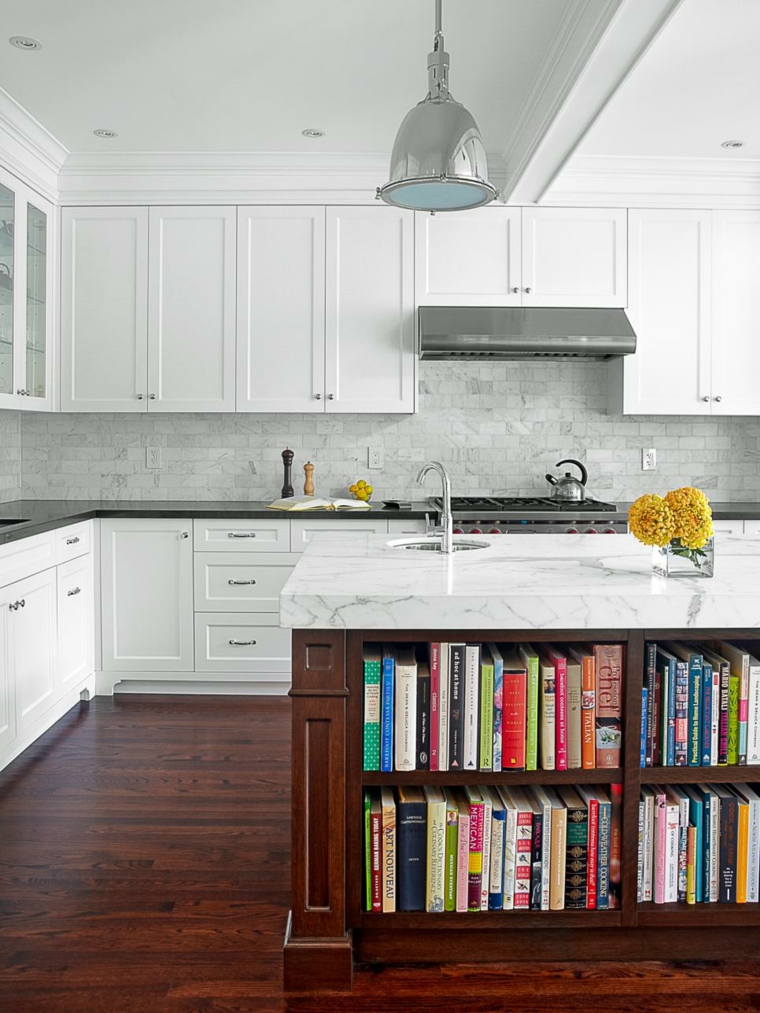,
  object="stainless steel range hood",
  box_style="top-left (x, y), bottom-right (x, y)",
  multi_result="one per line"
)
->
top-left (419, 306), bottom-right (637, 360)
